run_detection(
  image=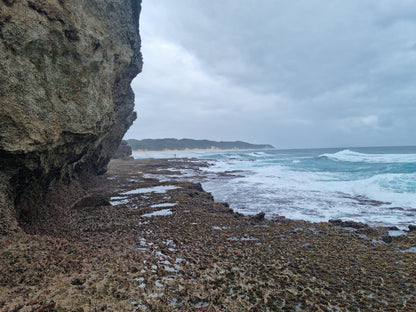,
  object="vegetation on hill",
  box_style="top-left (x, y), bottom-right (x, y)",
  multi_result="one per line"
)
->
top-left (126, 138), bottom-right (274, 151)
